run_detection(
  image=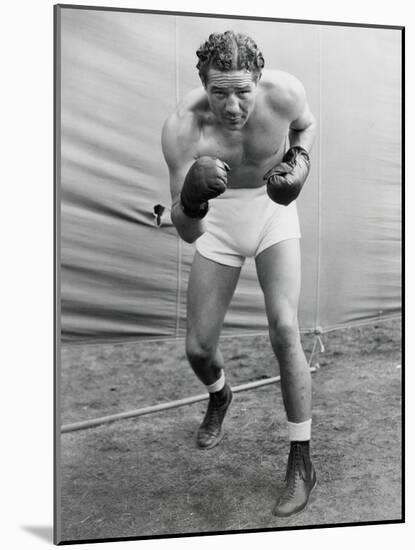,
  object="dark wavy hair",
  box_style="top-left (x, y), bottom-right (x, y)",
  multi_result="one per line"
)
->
top-left (196, 30), bottom-right (265, 84)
